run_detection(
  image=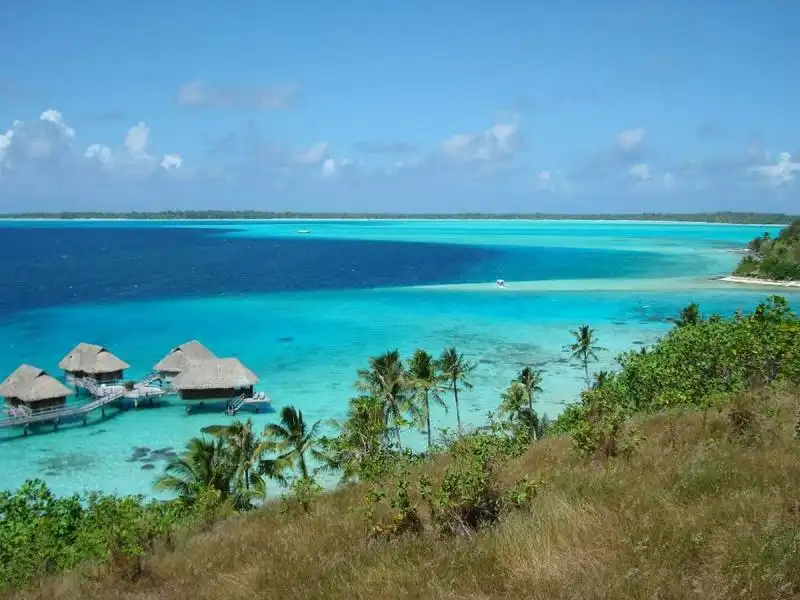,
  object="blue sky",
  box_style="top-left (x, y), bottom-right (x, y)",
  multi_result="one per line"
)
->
top-left (0, 0), bottom-right (798, 213)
